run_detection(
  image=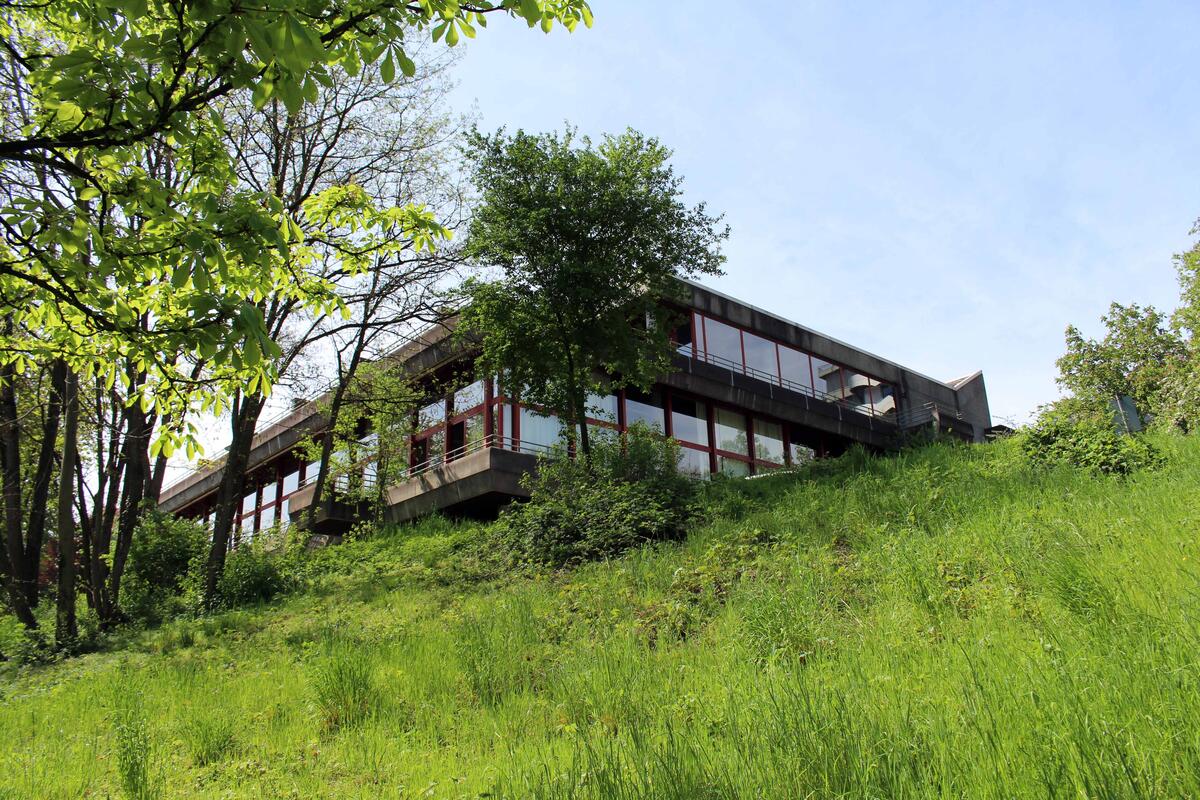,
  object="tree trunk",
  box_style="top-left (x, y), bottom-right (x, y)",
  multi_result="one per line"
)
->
top-left (103, 403), bottom-right (151, 625)
top-left (0, 345), bottom-right (35, 629)
top-left (55, 368), bottom-right (79, 648)
top-left (23, 360), bottom-right (66, 609)
top-left (303, 380), bottom-right (351, 533)
top-left (204, 392), bottom-right (266, 609)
